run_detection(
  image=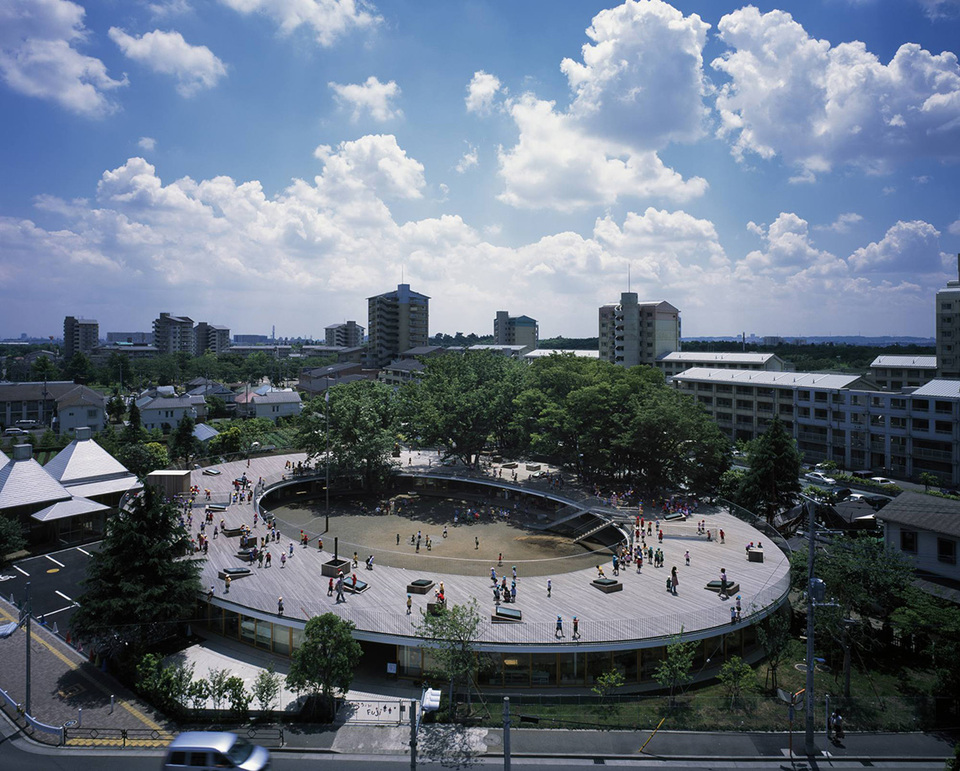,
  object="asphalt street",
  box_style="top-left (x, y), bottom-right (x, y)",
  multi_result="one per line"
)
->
top-left (0, 543), bottom-right (99, 632)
